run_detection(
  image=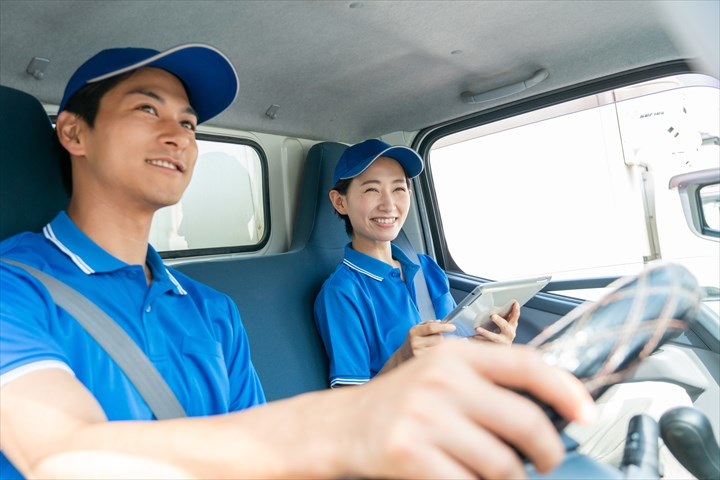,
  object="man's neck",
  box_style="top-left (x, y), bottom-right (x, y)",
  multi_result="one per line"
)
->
top-left (67, 198), bottom-right (154, 268)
